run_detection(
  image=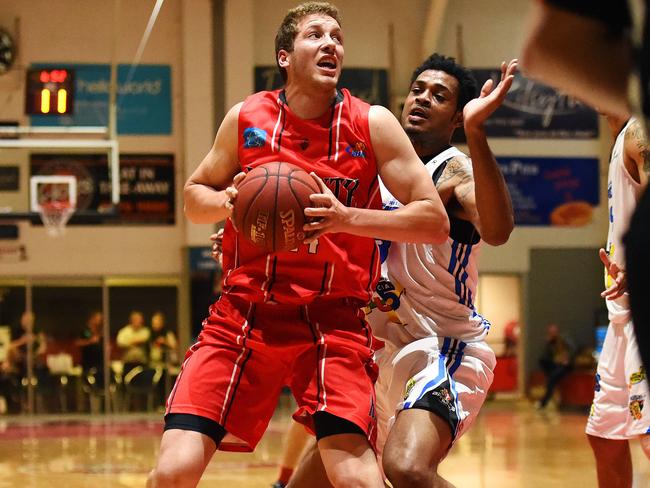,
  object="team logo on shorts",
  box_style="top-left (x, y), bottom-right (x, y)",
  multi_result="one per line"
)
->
top-left (243, 127), bottom-right (267, 148)
top-left (431, 385), bottom-right (456, 413)
top-left (345, 141), bottom-right (367, 158)
top-left (629, 395), bottom-right (645, 420)
top-left (594, 373), bottom-right (601, 393)
top-left (404, 378), bottom-right (416, 400)
top-left (630, 366), bottom-right (646, 385)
